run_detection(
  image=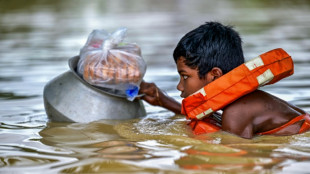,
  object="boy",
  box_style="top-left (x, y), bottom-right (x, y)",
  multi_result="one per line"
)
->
top-left (139, 22), bottom-right (309, 139)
